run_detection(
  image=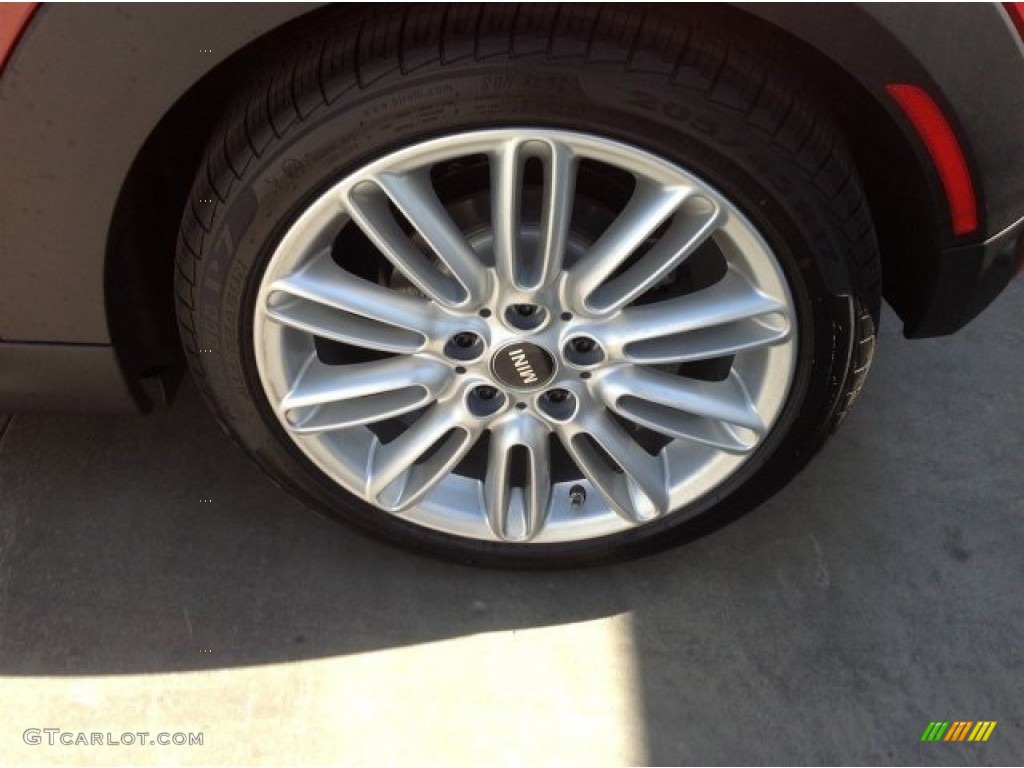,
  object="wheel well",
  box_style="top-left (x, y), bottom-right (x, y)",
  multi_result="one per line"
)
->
top-left (104, 3), bottom-right (941, 407)
top-left (705, 7), bottom-right (945, 328)
top-left (103, 4), bottom-right (363, 407)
